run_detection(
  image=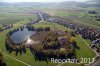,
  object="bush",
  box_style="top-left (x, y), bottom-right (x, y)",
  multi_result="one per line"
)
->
top-left (88, 10), bottom-right (98, 14)
top-left (36, 27), bottom-right (43, 31)
top-left (70, 31), bottom-right (76, 36)
top-left (44, 27), bottom-right (50, 31)
top-left (0, 52), bottom-right (6, 66)
top-left (95, 18), bottom-right (100, 21)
